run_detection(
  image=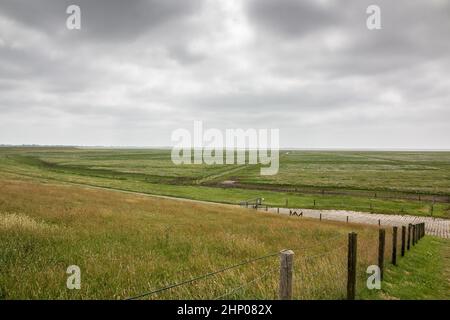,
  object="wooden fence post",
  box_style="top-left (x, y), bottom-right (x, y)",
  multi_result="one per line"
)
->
top-left (401, 226), bottom-right (406, 257)
top-left (392, 227), bottom-right (398, 265)
top-left (279, 250), bottom-right (294, 300)
top-left (378, 219), bottom-right (381, 227)
top-left (407, 224), bottom-right (411, 250)
top-left (378, 229), bottom-right (385, 281)
top-left (347, 232), bottom-right (357, 300)
top-left (277, 207), bottom-right (279, 214)
top-left (346, 216), bottom-right (349, 223)
top-left (412, 224), bottom-right (416, 246)
top-left (319, 213), bottom-right (322, 221)
top-left (417, 224), bottom-right (420, 242)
